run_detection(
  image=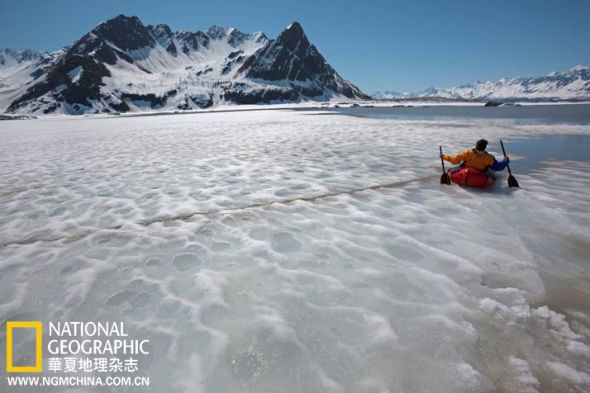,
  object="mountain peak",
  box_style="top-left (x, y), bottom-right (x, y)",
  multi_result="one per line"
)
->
top-left (150, 23), bottom-right (173, 35)
top-left (570, 65), bottom-right (589, 73)
top-left (98, 14), bottom-right (142, 30)
top-left (276, 21), bottom-right (308, 51)
top-left (285, 21), bottom-right (304, 33)
top-left (206, 25), bottom-right (232, 39)
top-left (93, 14), bottom-right (153, 51)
